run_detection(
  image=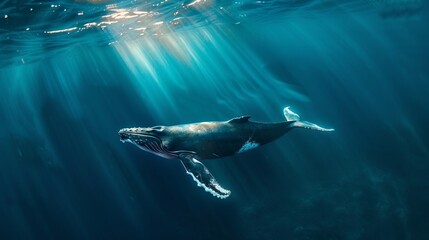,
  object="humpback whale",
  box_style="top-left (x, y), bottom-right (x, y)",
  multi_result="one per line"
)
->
top-left (119, 107), bottom-right (334, 199)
